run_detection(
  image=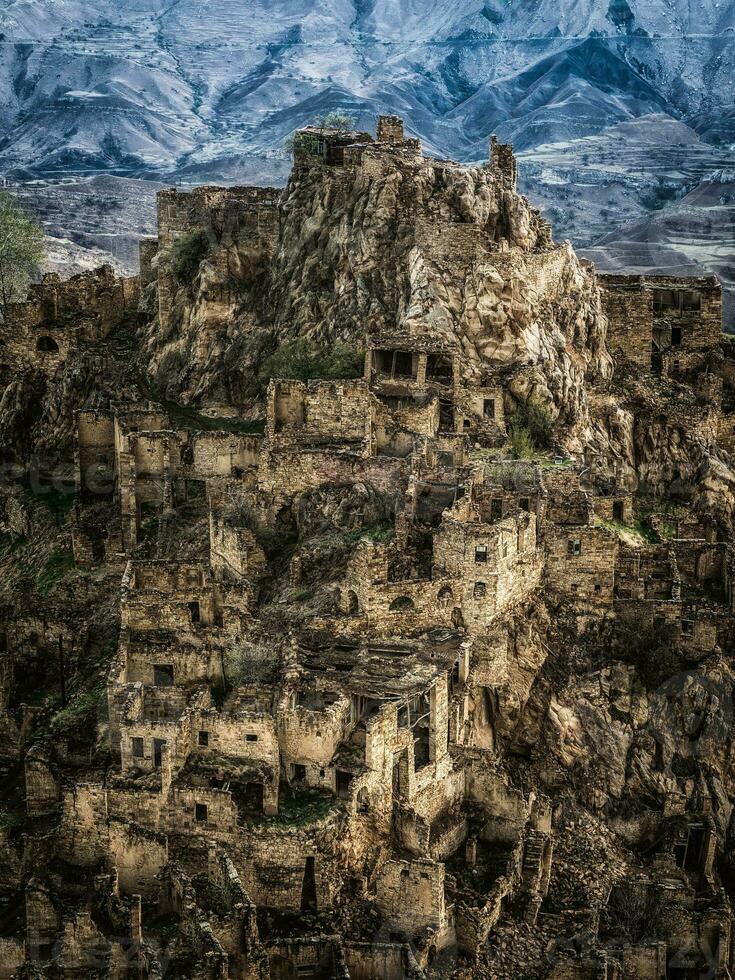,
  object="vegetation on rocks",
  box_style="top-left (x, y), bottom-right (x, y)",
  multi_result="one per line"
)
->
top-left (170, 230), bottom-right (209, 286)
top-left (259, 338), bottom-right (364, 384)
